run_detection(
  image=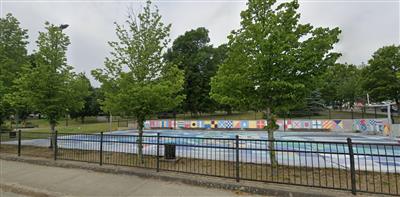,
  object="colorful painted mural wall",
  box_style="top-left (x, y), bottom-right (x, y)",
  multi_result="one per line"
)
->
top-left (143, 118), bottom-right (391, 136)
